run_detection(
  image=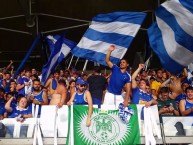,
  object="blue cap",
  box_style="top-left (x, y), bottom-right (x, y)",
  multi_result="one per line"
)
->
top-left (76, 78), bottom-right (86, 85)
